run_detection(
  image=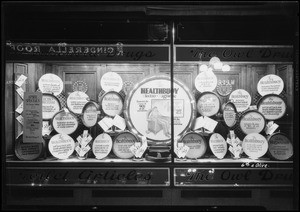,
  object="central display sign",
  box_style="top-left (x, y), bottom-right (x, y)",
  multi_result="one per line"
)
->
top-left (124, 75), bottom-right (196, 143)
